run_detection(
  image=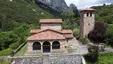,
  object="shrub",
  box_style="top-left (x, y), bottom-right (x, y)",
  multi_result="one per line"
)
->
top-left (9, 42), bottom-right (20, 49)
top-left (73, 28), bottom-right (79, 37)
top-left (105, 24), bottom-right (113, 47)
top-left (88, 22), bottom-right (107, 43)
top-left (86, 44), bottom-right (99, 63)
top-left (0, 48), bottom-right (12, 56)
